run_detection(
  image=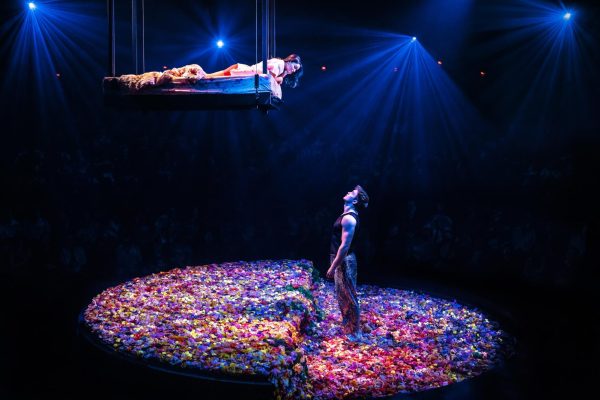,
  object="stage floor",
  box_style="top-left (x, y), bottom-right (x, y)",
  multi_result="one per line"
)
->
top-left (3, 268), bottom-right (595, 399)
